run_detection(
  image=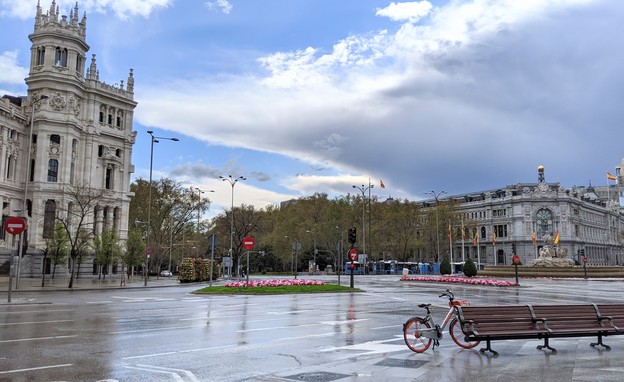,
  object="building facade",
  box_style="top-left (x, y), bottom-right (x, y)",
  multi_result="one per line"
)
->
top-left (0, 1), bottom-right (137, 277)
top-left (436, 166), bottom-right (624, 268)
